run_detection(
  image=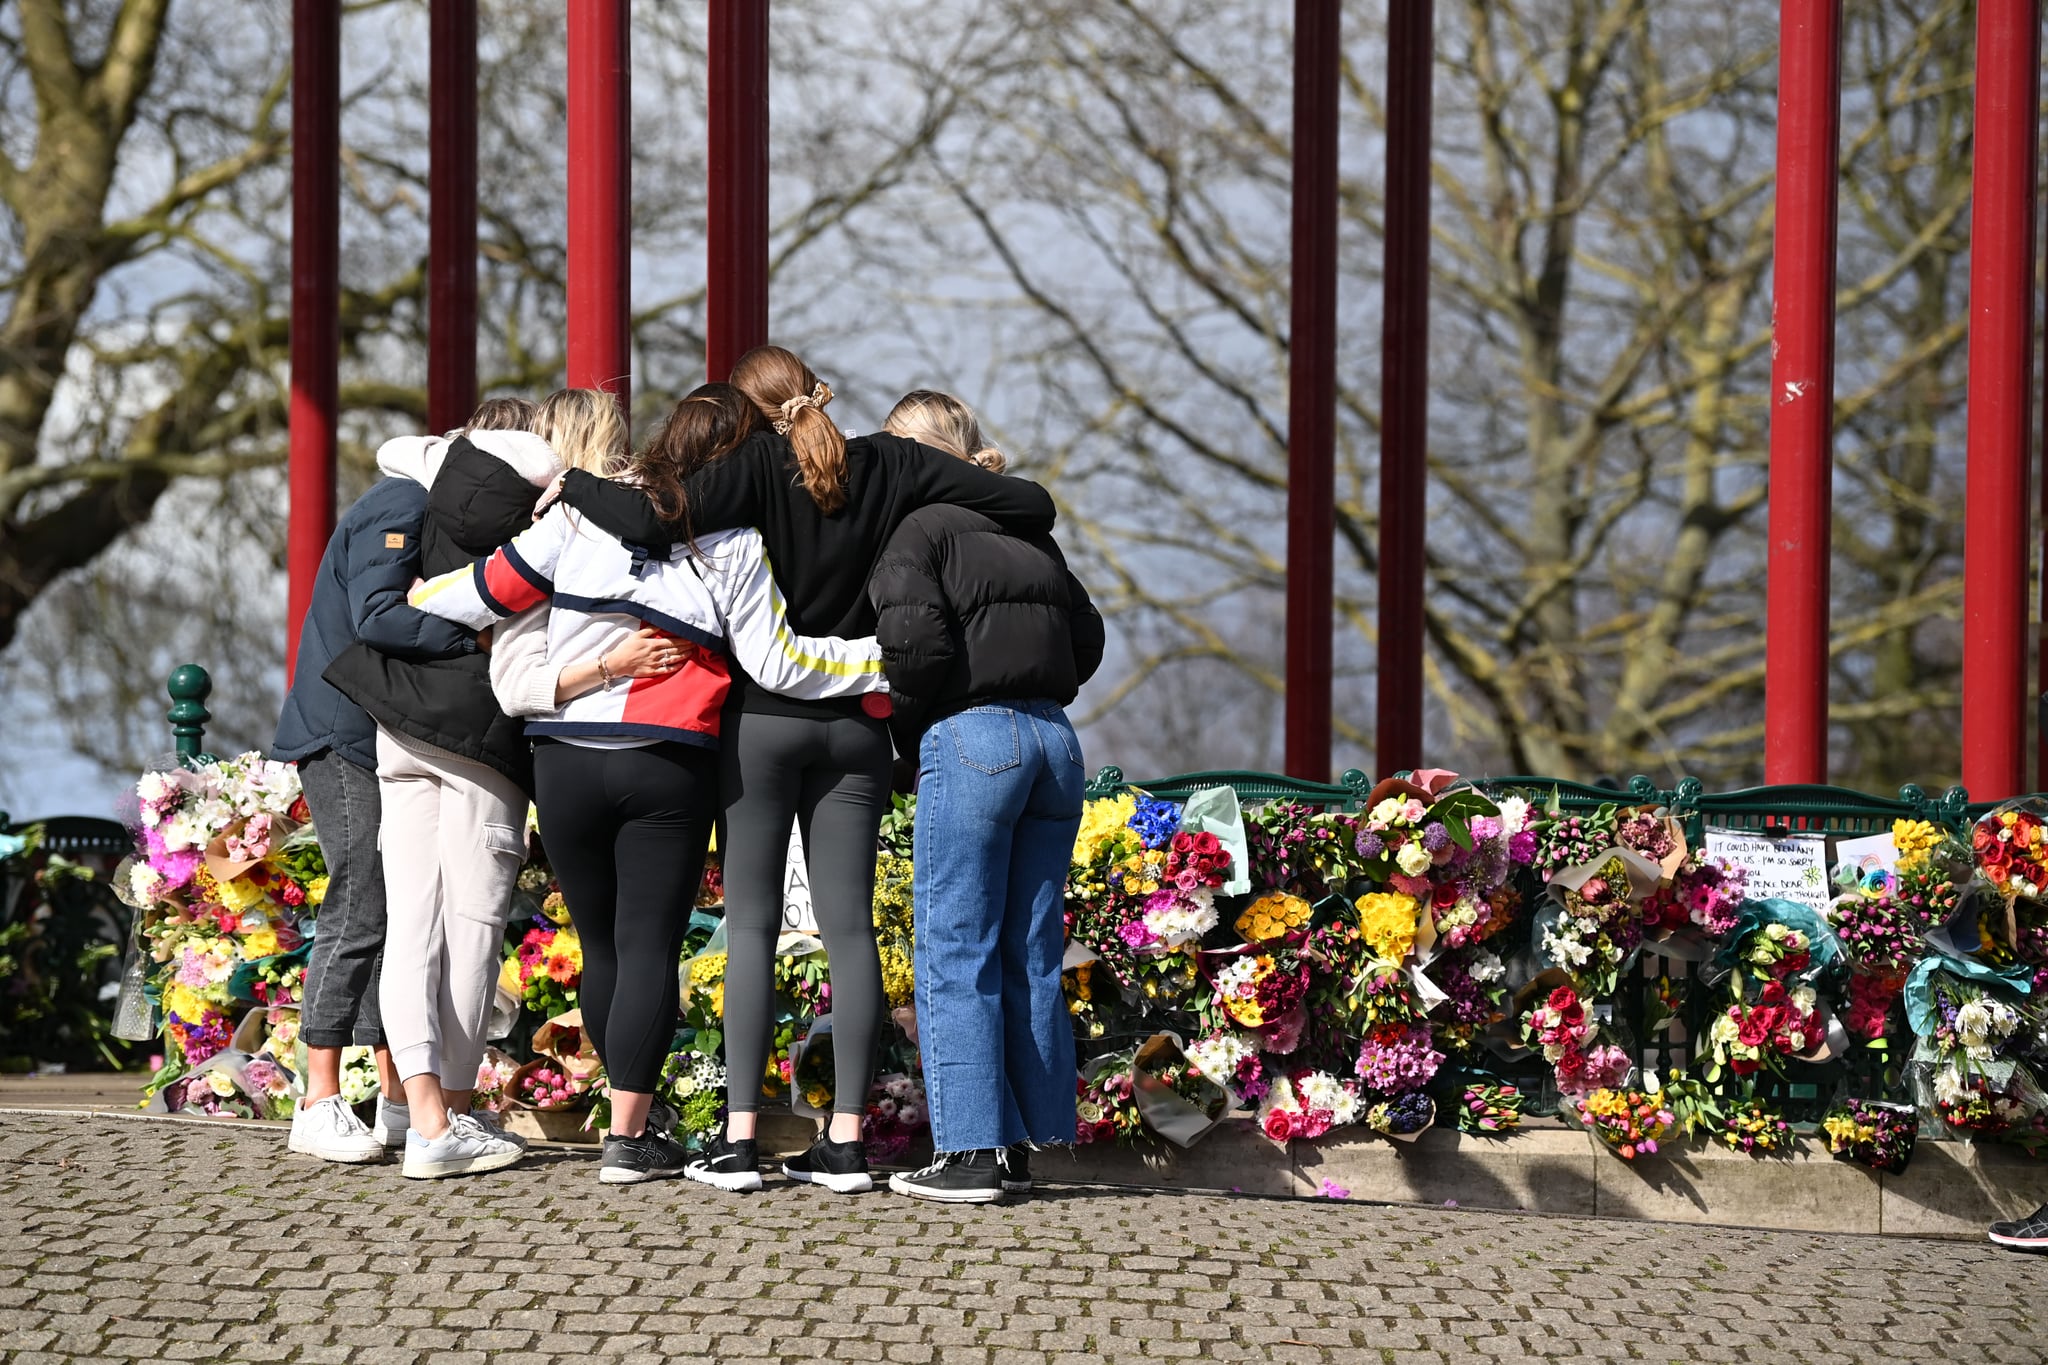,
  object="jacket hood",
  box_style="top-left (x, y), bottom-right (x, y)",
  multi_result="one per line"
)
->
top-left (374, 434), bottom-right (449, 487)
top-left (464, 429), bottom-right (561, 487)
top-left (427, 436), bottom-right (548, 557)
